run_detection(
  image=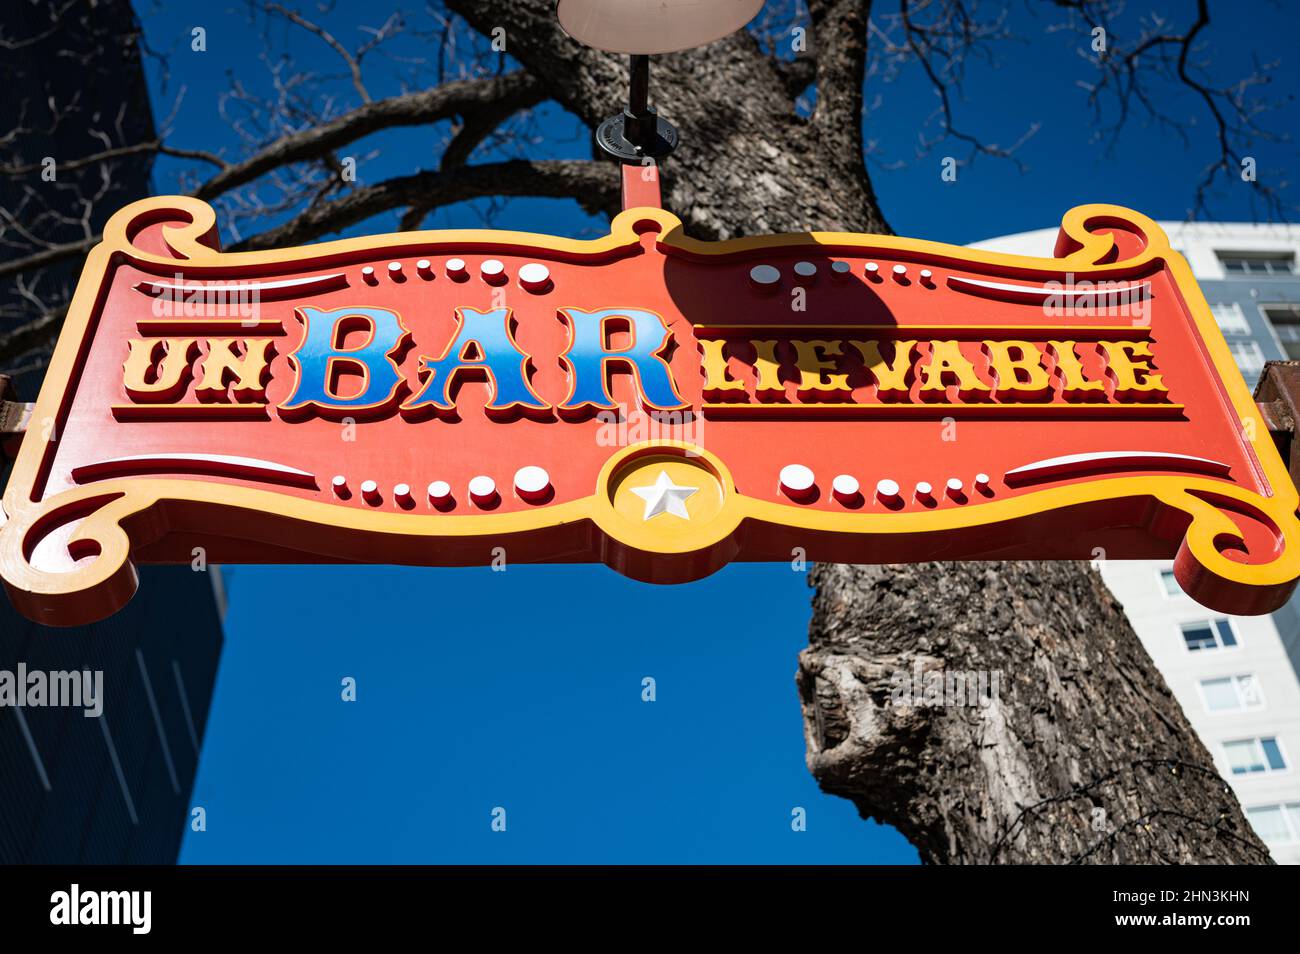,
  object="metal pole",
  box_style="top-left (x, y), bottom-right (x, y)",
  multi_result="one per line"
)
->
top-left (628, 55), bottom-right (649, 116)
top-left (625, 54), bottom-right (653, 150)
top-left (594, 53), bottom-right (678, 162)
